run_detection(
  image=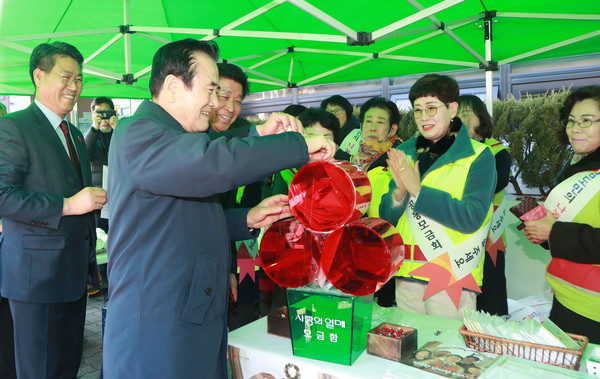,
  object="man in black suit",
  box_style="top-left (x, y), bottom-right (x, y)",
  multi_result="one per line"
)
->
top-left (0, 42), bottom-right (106, 378)
top-left (0, 101), bottom-right (16, 379)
